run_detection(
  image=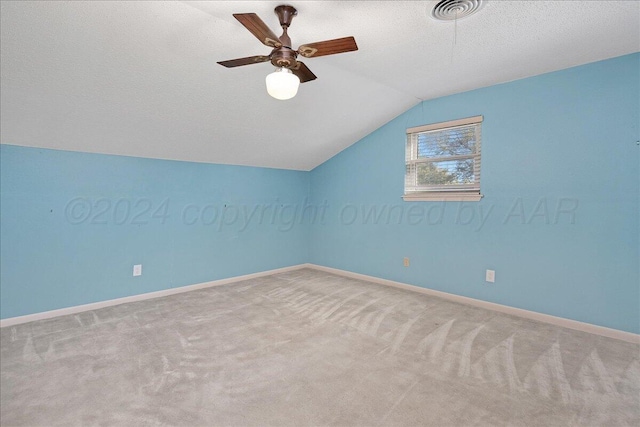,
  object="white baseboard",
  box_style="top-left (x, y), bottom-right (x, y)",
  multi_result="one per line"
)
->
top-left (306, 264), bottom-right (640, 344)
top-left (0, 264), bottom-right (309, 328)
top-left (3, 262), bottom-right (637, 344)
